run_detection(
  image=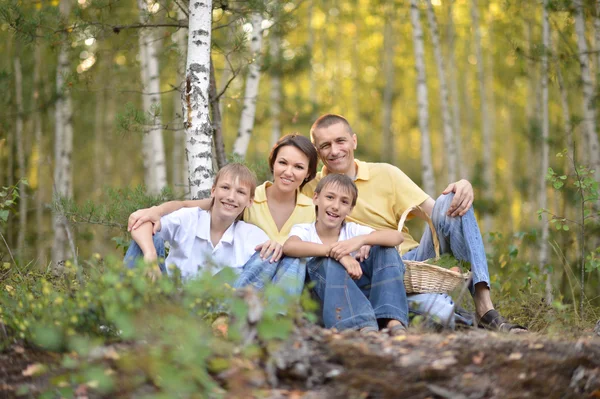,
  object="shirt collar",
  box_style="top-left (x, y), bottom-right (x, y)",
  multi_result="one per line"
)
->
top-left (196, 211), bottom-right (235, 245)
top-left (320, 159), bottom-right (370, 181)
top-left (254, 181), bottom-right (312, 206)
